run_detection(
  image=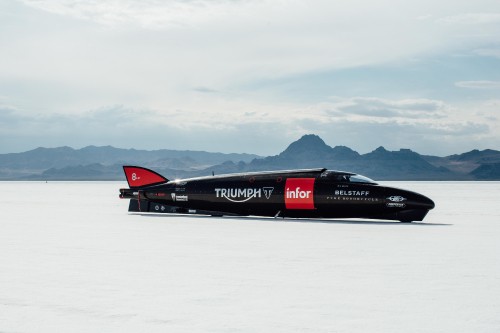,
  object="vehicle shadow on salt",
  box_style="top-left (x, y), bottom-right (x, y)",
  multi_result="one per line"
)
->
top-left (132, 213), bottom-right (450, 226)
